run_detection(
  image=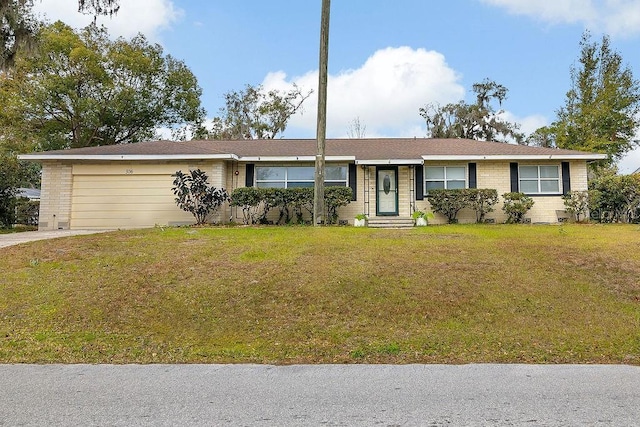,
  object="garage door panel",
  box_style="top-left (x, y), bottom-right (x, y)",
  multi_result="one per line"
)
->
top-left (71, 174), bottom-right (194, 229)
top-left (73, 193), bottom-right (177, 205)
top-left (72, 177), bottom-right (174, 190)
